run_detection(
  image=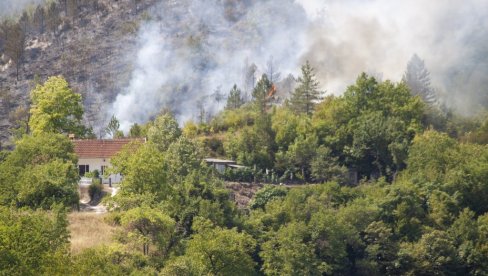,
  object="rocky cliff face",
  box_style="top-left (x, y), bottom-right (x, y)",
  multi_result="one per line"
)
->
top-left (0, 0), bottom-right (158, 145)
